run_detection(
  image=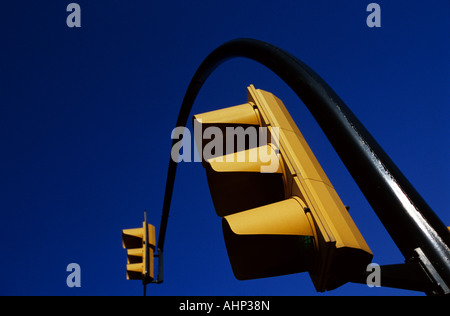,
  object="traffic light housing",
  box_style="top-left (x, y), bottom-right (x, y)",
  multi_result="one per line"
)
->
top-left (122, 221), bottom-right (156, 284)
top-left (193, 85), bottom-right (373, 292)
